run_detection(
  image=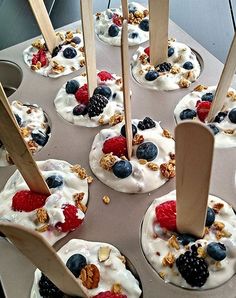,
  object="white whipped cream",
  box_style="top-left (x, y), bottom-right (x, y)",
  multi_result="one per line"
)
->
top-left (54, 71), bottom-right (124, 127)
top-left (142, 190), bottom-right (236, 289)
top-left (131, 40), bottom-right (201, 91)
top-left (0, 100), bottom-right (51, 167)
top-left (0, 159), bottom-right (88, 245)
top-left (31, 239), bottom-right (142, 298)
top-left (95, 2), bottom-right (149, 46)
top-left (89, 119), bottom-right (175, 193)
top-left (174, 85), bottom-right (236, 148)
top-left (23, 30), bottom-right (84, 78)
